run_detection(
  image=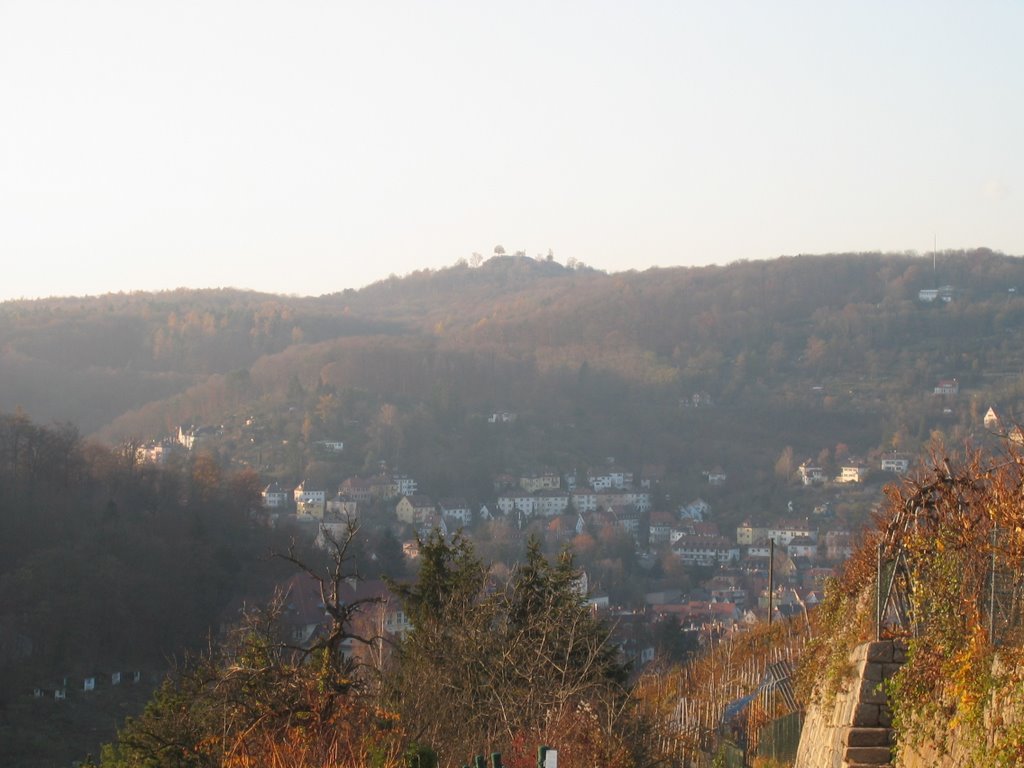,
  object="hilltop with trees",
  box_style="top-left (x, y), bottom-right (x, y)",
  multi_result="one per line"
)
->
top-left (4, 250), bottom-right (1024, 499)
